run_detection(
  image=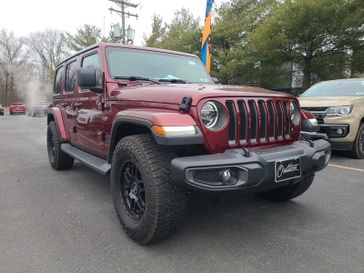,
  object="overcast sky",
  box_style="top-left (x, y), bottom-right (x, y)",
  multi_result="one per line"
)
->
top-left (0, 0), bottom-right (224, 45)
